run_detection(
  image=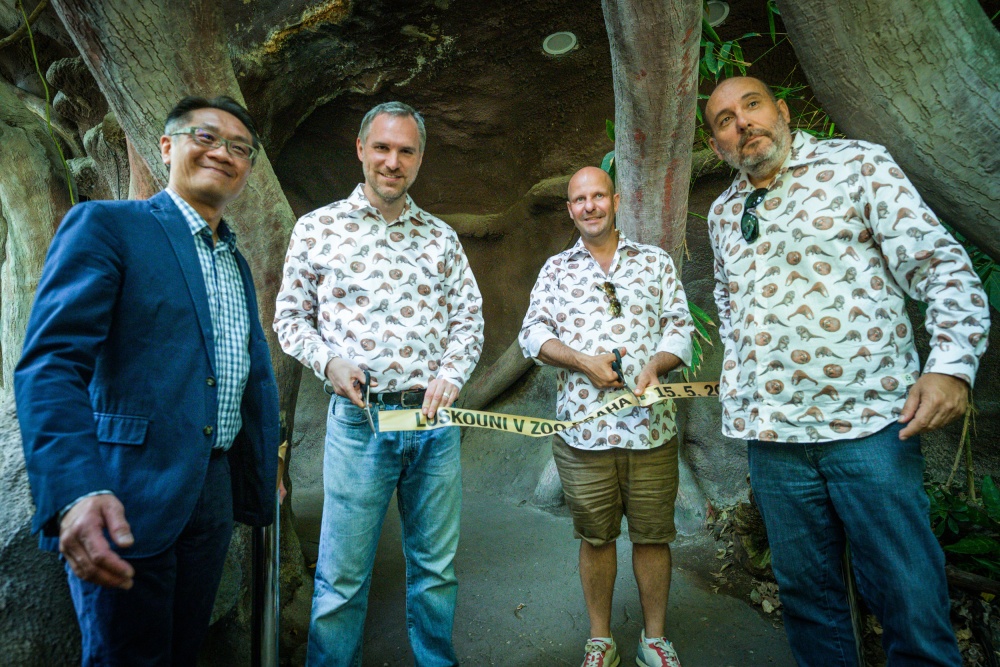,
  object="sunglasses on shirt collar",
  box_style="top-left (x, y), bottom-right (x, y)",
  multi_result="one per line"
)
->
top-left (740, 187), bottom-right (769, 243)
